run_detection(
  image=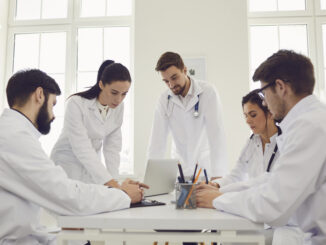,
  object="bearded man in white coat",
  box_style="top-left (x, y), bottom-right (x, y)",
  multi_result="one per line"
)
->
top-left (148, 52), bottom-right (228, 179)
top-left (0, 69), bottom-right (146, 245)
top-left (196, 50), bottom-right (326, 245)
